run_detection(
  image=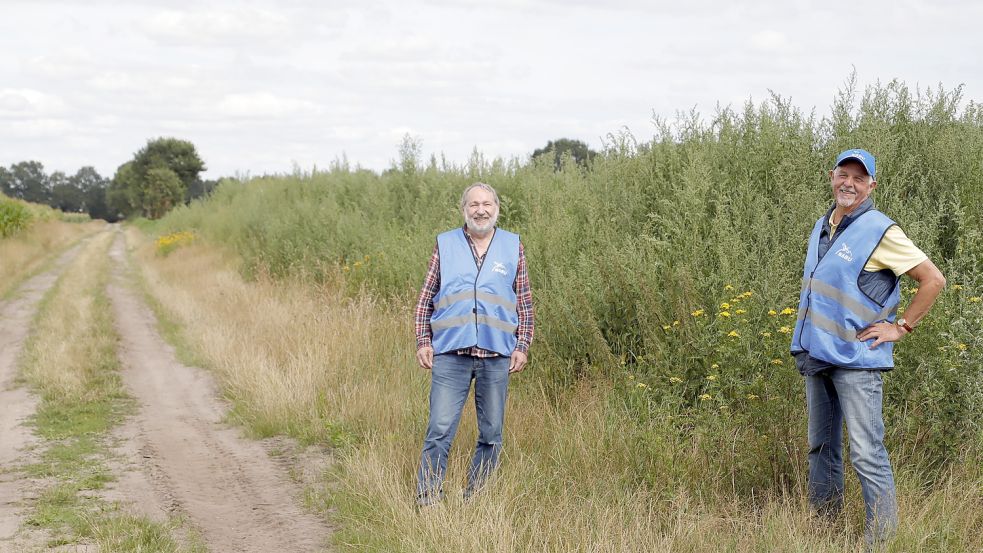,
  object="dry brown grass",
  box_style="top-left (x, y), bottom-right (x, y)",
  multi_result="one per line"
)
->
top-left (130, 229), bottom-right (983, 553)
top-left (0, 220), bottom-right (103, 300)
top-left (21, 230), bottom-right (117, 401)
